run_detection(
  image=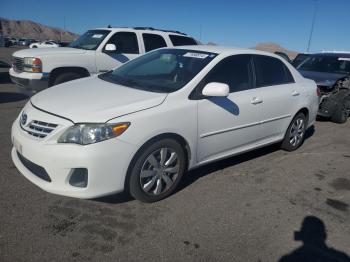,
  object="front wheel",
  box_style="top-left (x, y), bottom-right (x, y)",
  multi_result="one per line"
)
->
top-left (128, 139), bottom-right (186, 202)
top-left (281, 113), bottom-right (307, 151)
